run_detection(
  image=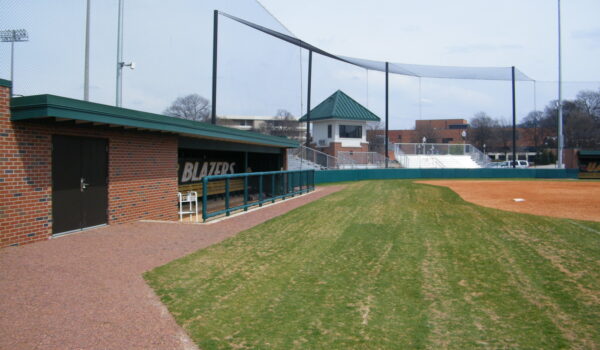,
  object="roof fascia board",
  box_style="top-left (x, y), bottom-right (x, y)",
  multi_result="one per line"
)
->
top-left (11, 95), bottom-right (298, 148)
